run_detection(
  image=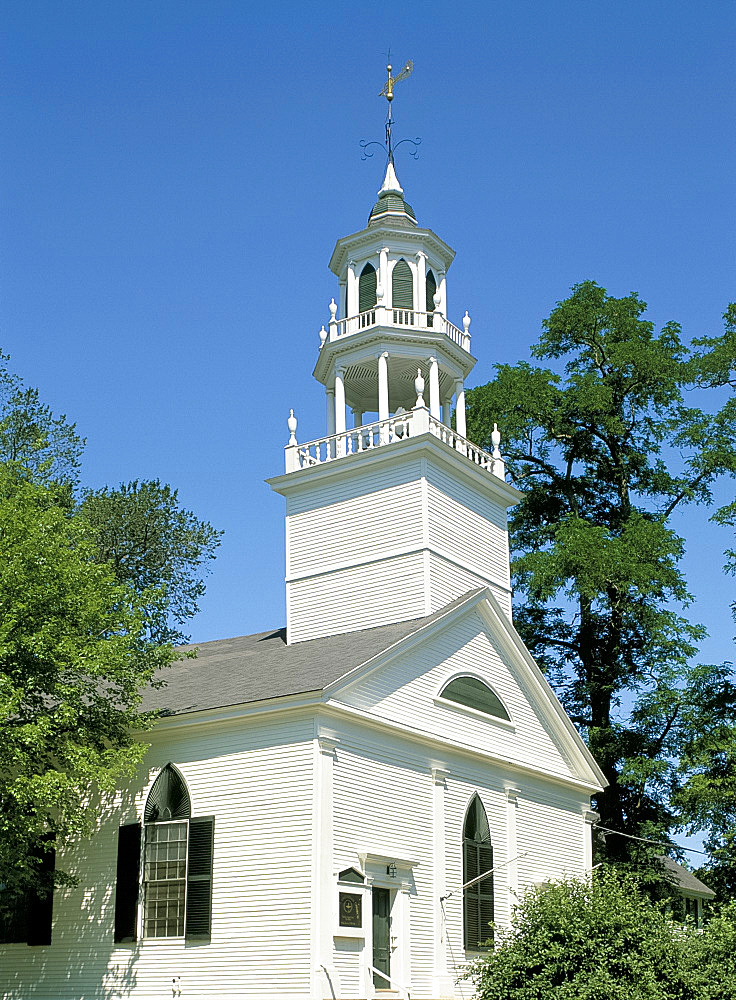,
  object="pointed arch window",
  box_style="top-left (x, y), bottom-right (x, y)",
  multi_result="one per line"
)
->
top-left (359, 263), bottom-right (377, 313)
top-left (426, 269), bottom-right (437, 327)
top-left (392, 258), bottom-right (413, 310)
top-left (440, 676), bottom-right (510, 722)
top-left (114, 764), bottom-right (214, 941)
top-left (463, 794), bottom-right (494, 950)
